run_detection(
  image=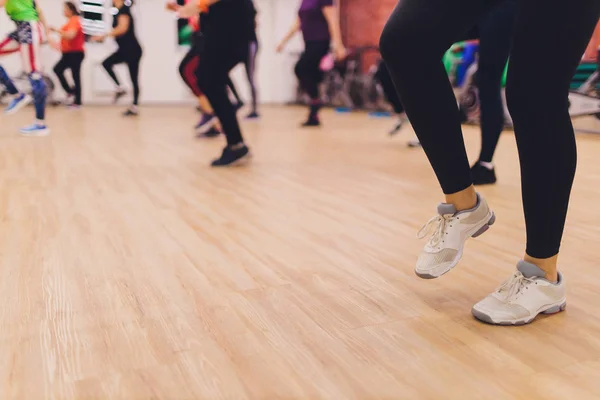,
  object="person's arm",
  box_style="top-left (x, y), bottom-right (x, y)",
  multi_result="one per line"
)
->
top-left (0, 0), bottom-right (7, 8)
top-left (322, 4), bottom-right (346, 60)
top-left (107, 14), bottom-right (130, 38)
top-left (91, 14), bottom-right (130, 41)
top-left (36, 5), bottom-right (47, 28)
top-left (276, 18), bottom-right (300, 52)
top-left (36, 4), bottom-right (52, 39)
top-left (58, 29), bottom-right (77, 40)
